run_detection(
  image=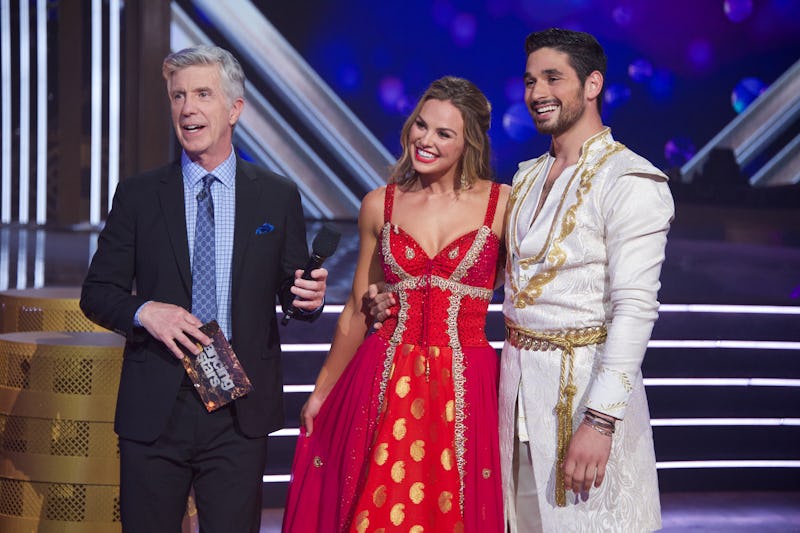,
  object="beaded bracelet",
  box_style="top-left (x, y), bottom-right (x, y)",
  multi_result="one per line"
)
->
top-left (582, 410), bottom-right (615, 437)
top-left (582, 416), bottom-right (614, 437)
top-left (584, 409), bottom-right (616, 428)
